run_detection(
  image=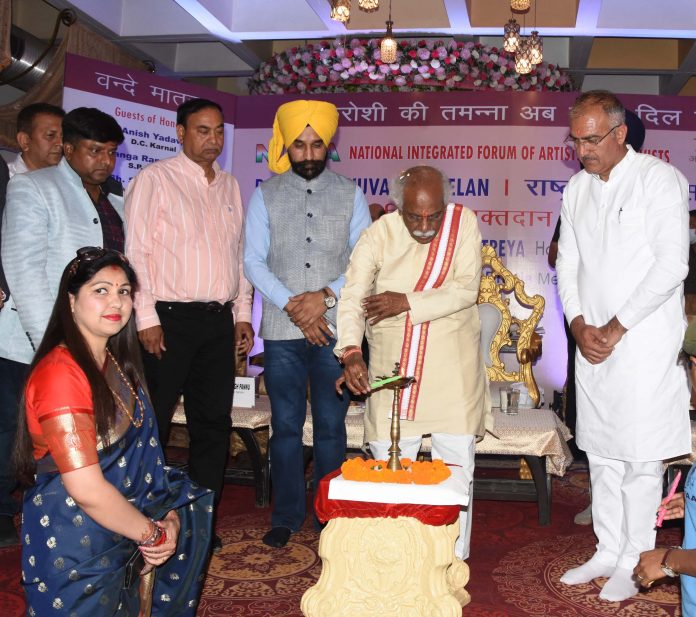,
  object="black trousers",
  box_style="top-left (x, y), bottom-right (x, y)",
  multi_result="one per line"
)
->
top-left (143, 302), bottom-right (235, 503)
